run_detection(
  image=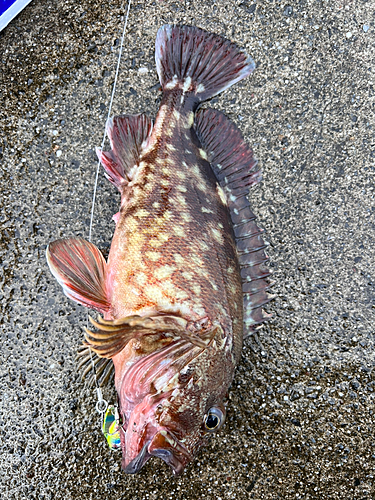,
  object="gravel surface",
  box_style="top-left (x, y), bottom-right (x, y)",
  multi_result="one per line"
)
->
top-left (1, 0), bottom-right (374, 499)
